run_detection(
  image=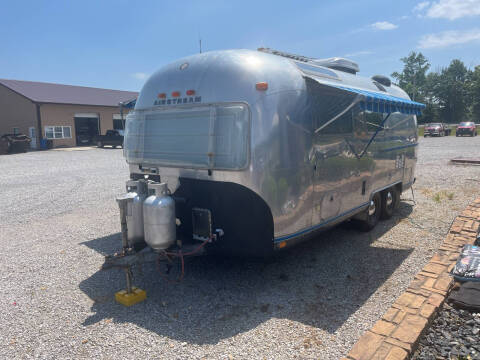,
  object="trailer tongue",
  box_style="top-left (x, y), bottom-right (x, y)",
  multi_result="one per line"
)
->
top-left (102, 179), bottom-right (221, 306)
